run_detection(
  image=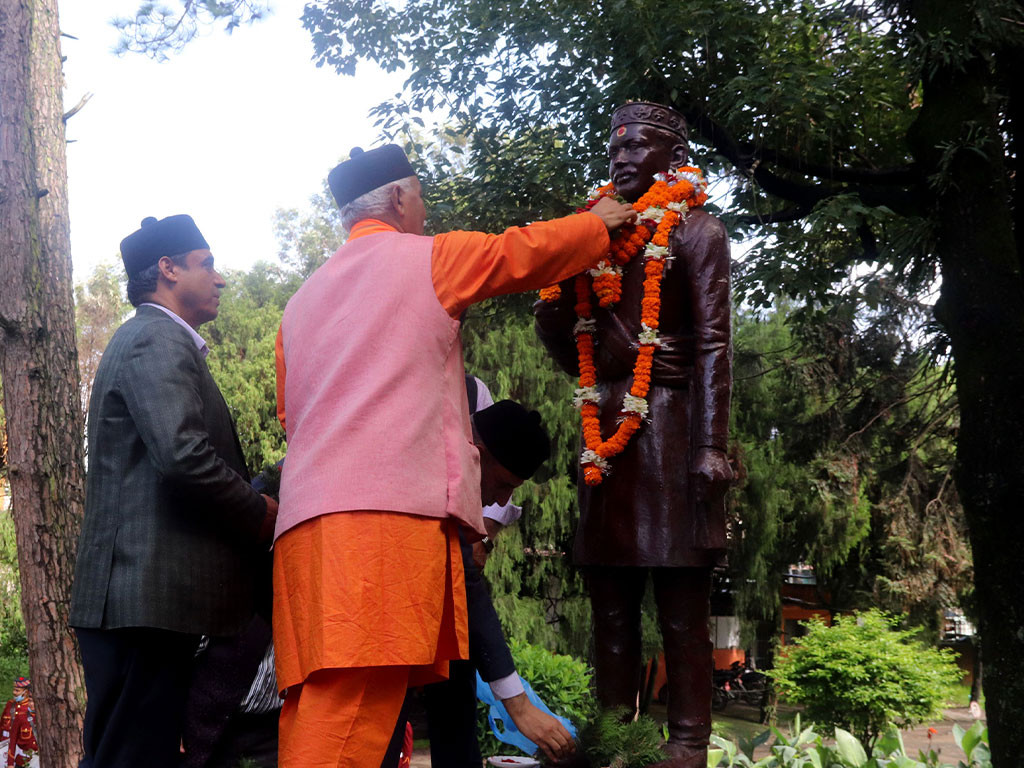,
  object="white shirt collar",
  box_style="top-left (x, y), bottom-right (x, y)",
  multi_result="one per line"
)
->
top-left (139, 302), bottom-right (210, 358)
